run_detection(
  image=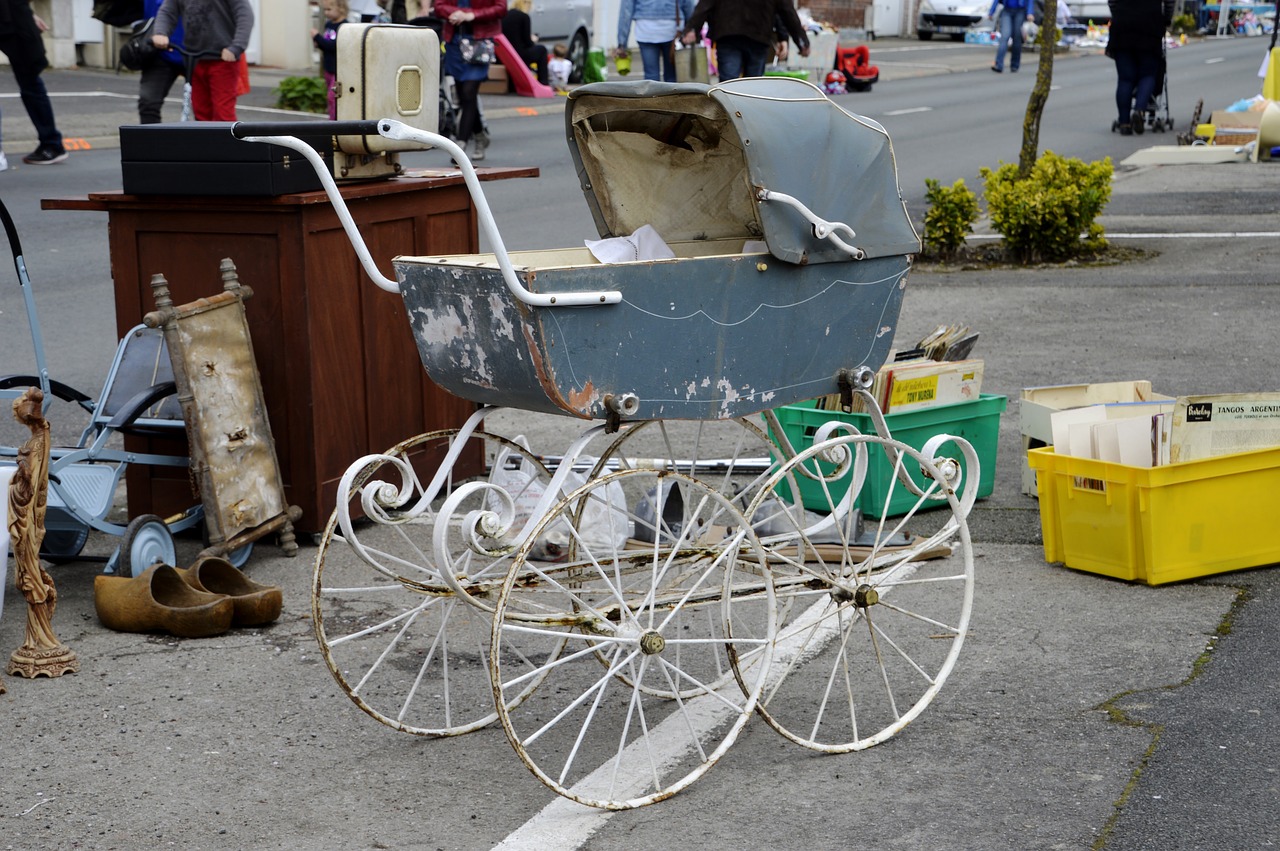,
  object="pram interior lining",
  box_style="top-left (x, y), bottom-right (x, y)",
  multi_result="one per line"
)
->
top-left (569, 95), bottom-right (762, 245)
